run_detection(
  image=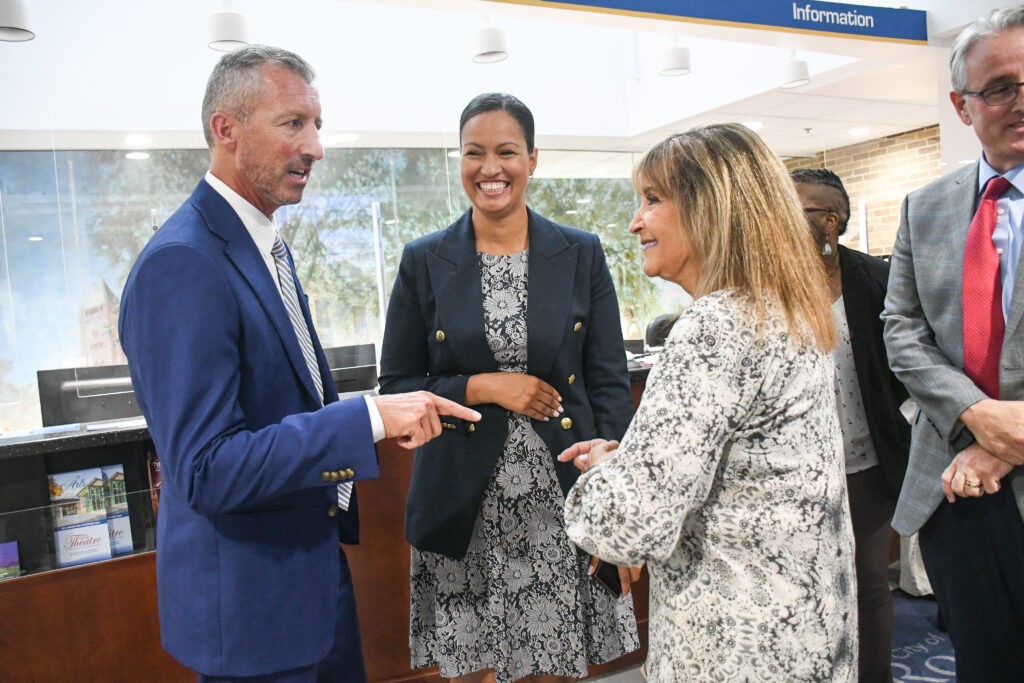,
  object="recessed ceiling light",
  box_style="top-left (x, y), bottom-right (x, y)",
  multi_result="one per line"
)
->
top-left (576, 198), bottom-right (591, 204)
top-left (28, 236), bottom-right (43, 242)
top-left (566, 209), bottom-right (577, 215)
top-left (447, 149), bottom-right (461, 158)
top-left (126, 151), bottom-right (150, 160)
top-left (606, 223), bottom-right (618, 228)
top-left (322, 132), bottom-right (359, 145)
top-left (848, 127), bottom-right (871, 138)
top-left (742, 120), bottom-right (764, 132)
top-left (383, 219), bottom-right (399, 225)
